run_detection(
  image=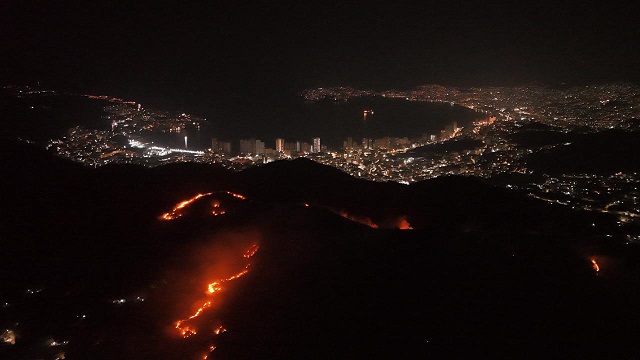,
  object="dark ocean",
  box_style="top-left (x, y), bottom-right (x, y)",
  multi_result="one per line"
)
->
top-left (1, 89), bottom-right (483, 150)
